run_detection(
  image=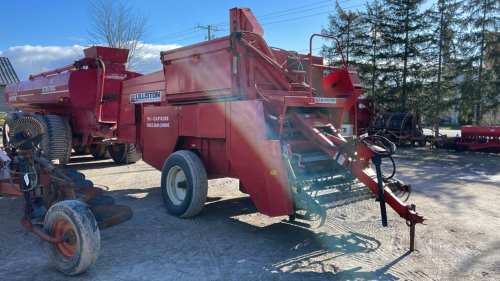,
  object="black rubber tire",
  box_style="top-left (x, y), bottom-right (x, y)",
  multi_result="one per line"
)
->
top-left (161, 150), bottom-right (208, 218)
top-left (108, 143), bottom-right (142, 164)
top-left (85, 195), bottom-right (115, 207)
top-left (2, 112), bottom-right (29, 145)
top-left (44, 200), bottom-right (100, 275)
top-left (64, 118), bottom-right (73, 165)
top-left (435, 141), bottom-right (444, 149)
top-left (36, 115), bottom-right (72, 167)
top-left (417, 140), bottom-right (426, 147)
top-left (73, 146), bottom-right (90, 155)
top-left (89, 144), bottom-right (110, 159)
